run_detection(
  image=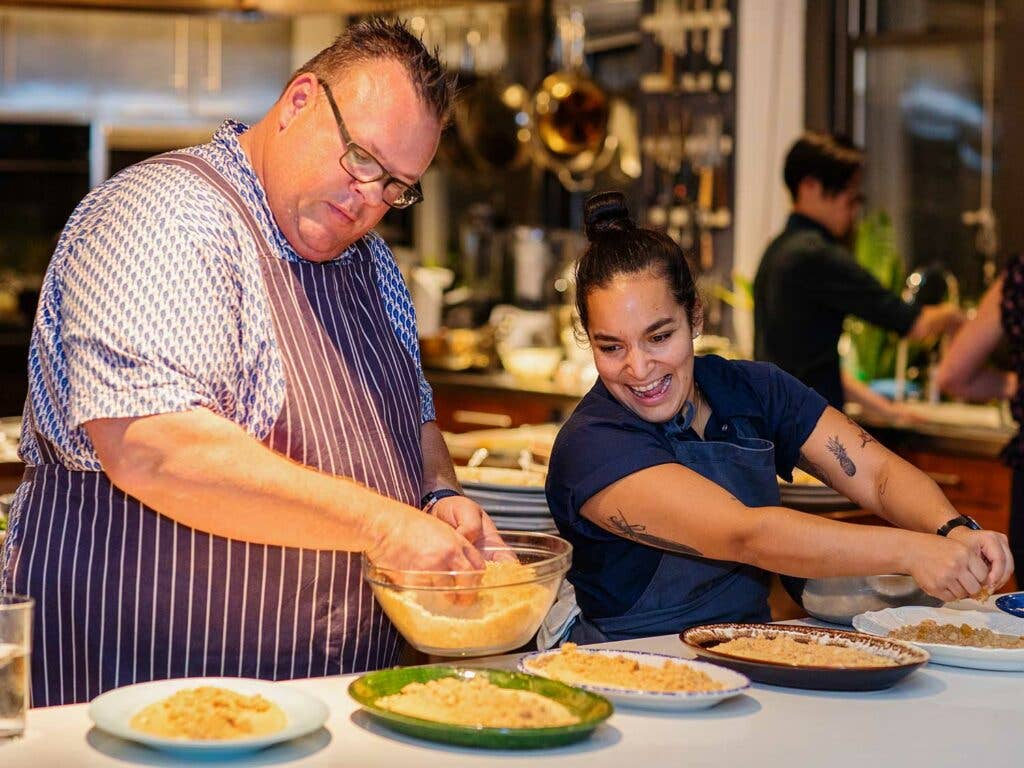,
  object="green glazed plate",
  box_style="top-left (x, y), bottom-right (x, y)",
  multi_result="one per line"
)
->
top-left (348, 666), bottom-right (613, 750)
